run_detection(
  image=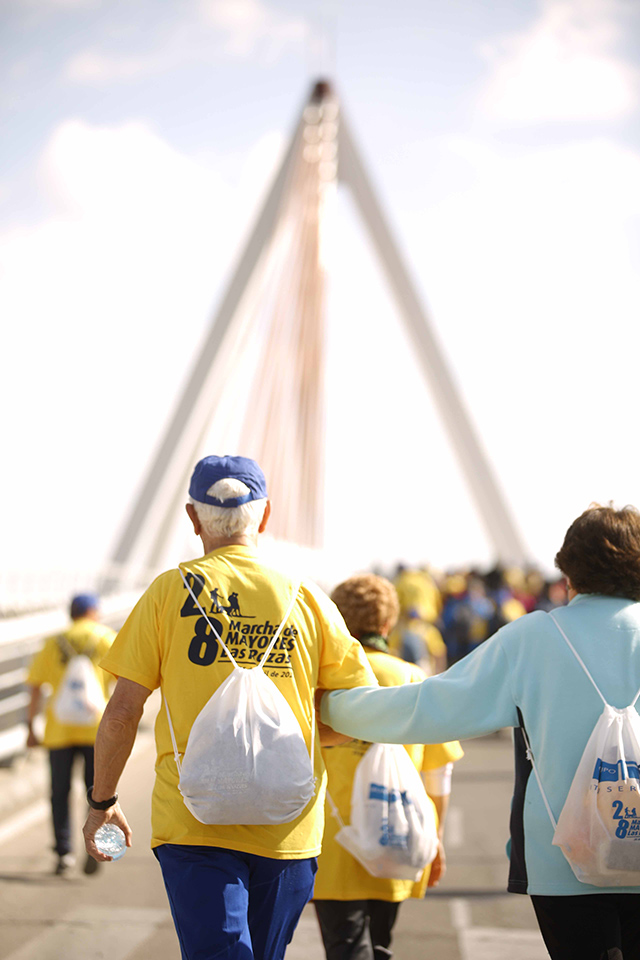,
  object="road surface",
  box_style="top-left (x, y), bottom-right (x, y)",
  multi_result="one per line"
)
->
top-left (0, 700), bottom-right (547, 959)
